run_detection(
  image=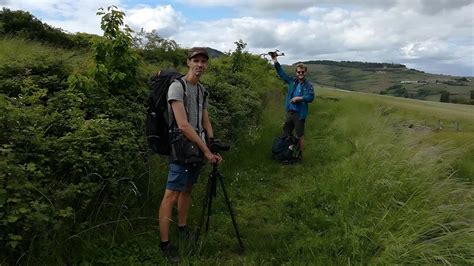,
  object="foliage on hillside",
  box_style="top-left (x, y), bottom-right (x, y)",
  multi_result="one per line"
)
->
top-left (0, 8), bottom-right (101, 49)
top-left (284, 62), bottom-right (474, 105)
top-left (1, 7), bottom-right (146, 263)
top-left (300, 60), bottom-right (406, 69)
top-left (2, 5), bottom-right (472, 264)
top-left (0, 7), bottom-right (279, 263)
